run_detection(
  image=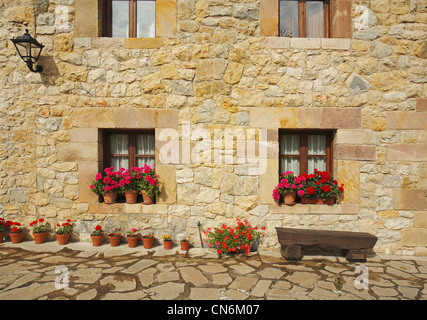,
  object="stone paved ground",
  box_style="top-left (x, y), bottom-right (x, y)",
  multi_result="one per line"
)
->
top-left (0, 241), bottom-right (426, 301)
